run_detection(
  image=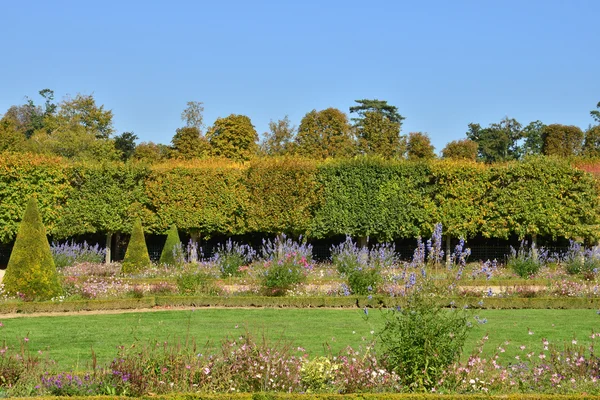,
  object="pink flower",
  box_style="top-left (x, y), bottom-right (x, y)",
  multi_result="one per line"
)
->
top-left (23, 337), bottom-right (29, 342)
